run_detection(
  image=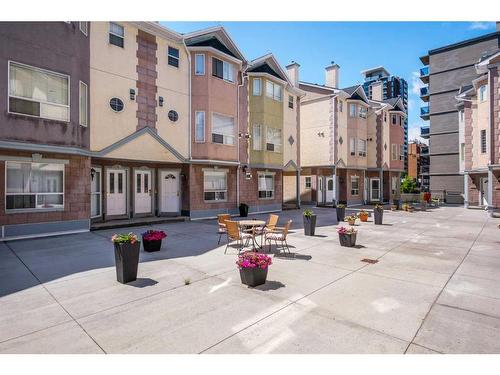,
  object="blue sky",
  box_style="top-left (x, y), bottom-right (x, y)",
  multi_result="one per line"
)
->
top-left (161, 21), bottom-right (498, 142)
